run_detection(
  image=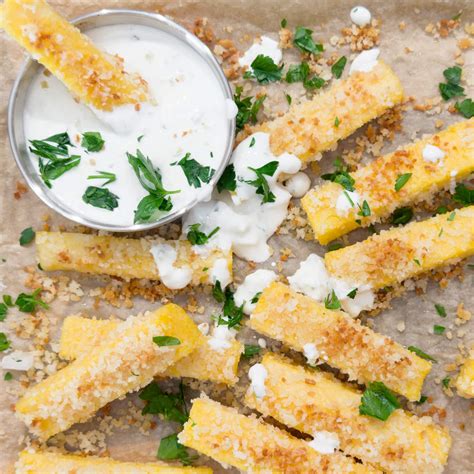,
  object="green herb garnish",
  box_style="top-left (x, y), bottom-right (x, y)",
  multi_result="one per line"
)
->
top-left (394, 173), bottom-right (412, 192)
top-left (19, 227), bottom-right (35, 246)
top-left (447, 211), bottom-right (456, 221)
top-left (243, 344), bottom-right (261, 358)
top-left (331, 56), bottom-right (347, 79)
top-left (172, 153), bottom-right (215, 188)
top-left (81, 131), bottom-right (104, 152)
top-left (214, 282), bottom-right (244, 329)
top-left (334, 116), bottom-right (340, 127)
top-left (442, 376), bottom-right (451, 388)
top-left (285, 93), bottom-right (292, 105)
top-left (15, 289), bottom-right (48, 313)
top-left (321, 158), bottom-right (355, 191)
top-left (347, 288), bottom-right (358, 299)
top-left (357, 200), bottom-right (371, 217)
top-left (433, 325), bottom-right (445, 335)
top-left (250, 292), bottom-right (262, 304)
top-left (186, 224), bottom-right (220, 245)
top-left (439, 66), bottom-right (465, 101)
top-left (293, 26), bottom-right (323, 55)
top-left (408, 345), bottom-right (437, 362)
top-left (0, 333), bottom-right (10, 352)
top-left (435, 303), bottom-right (447, 317)
top-left (217, 164), bottom-right (237, 193)
top-left (0, 304), bottom-right (7, 322)
top-left (246, 161), bottom-right (279, 203)
top-left (82, 186), bottom-right (119, 211)
top-left (243, 54), bottom-right (283, 84)
top-left (359, 381), bottom-right (400, 421)
top-left (415, 395), bottom-right (428, 405)
top-left (453, 183), bottom-right (474, 206)
top-left (327, 242), bottom-right (344, 252)
top-left (281, 18), bottom-right (287, 28)
top-left (4, 372), bottom-right (12, 381)
top-left (38, 156), bottom-right (81, 188)
top-left (140, 381), bottom-right (188, 423)
top-left (249, 137), bottom-right (256, 147)
top-left (285, 61), bottom-right (324, 89)
top-left (234, 86), bottom-right (266, 132)
top-left (455, 98), bottom-right (474, 118)
top-left (324, 290), bottom-right (341, 310)
top-left (157, 433), bottom-right (195, 465)
top-left (391, 207), bottom-right (413, 225)
top-left (87, 171), bottom-right (116, 186)
top-left (134, 194), bottom-right (173, 224)
top-left (212, 280), bottom-right (225, 303)
top-left (153, 336), bottom-right (181, 347)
